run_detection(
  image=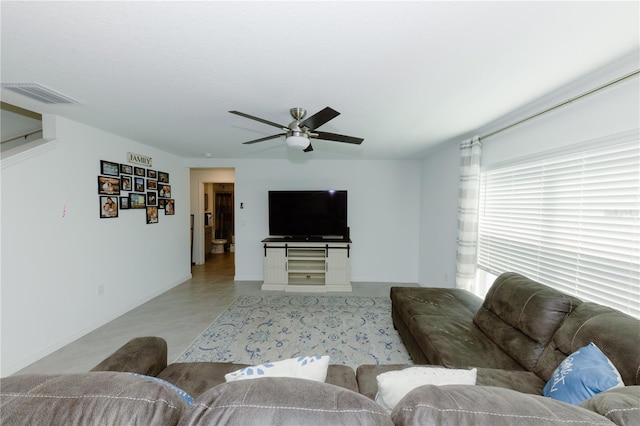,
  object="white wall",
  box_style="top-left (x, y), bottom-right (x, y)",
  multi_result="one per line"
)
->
top-left (187, 158), bottom-right (422, 283)
top-left (1, 116), bottom-right (191, 376)
top-left (417, 61), bottom-right (639, 290)
top-left (417, 142), bottom-right (460, 287)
